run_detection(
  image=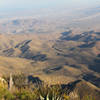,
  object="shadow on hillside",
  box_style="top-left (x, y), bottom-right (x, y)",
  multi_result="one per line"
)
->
top-left (43, 66), bottom-right (63, 74)
top-left (83, 74), bottom-right (100, 88)
top-left (61, 80), bottom-right (81, 94)
top-left (88, 57), bottom-right (100, 73)
top-left (28, 75), bottom-right (42, 85)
